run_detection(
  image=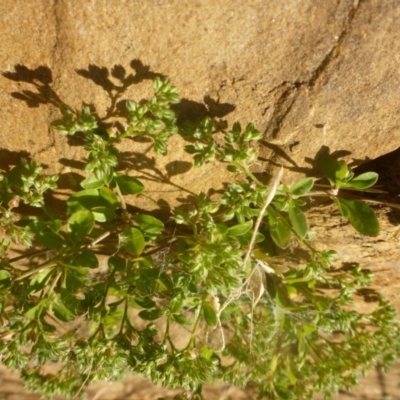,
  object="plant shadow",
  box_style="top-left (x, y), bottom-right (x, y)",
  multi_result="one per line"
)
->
top-left (2, 60), bottom-right (236, 216)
